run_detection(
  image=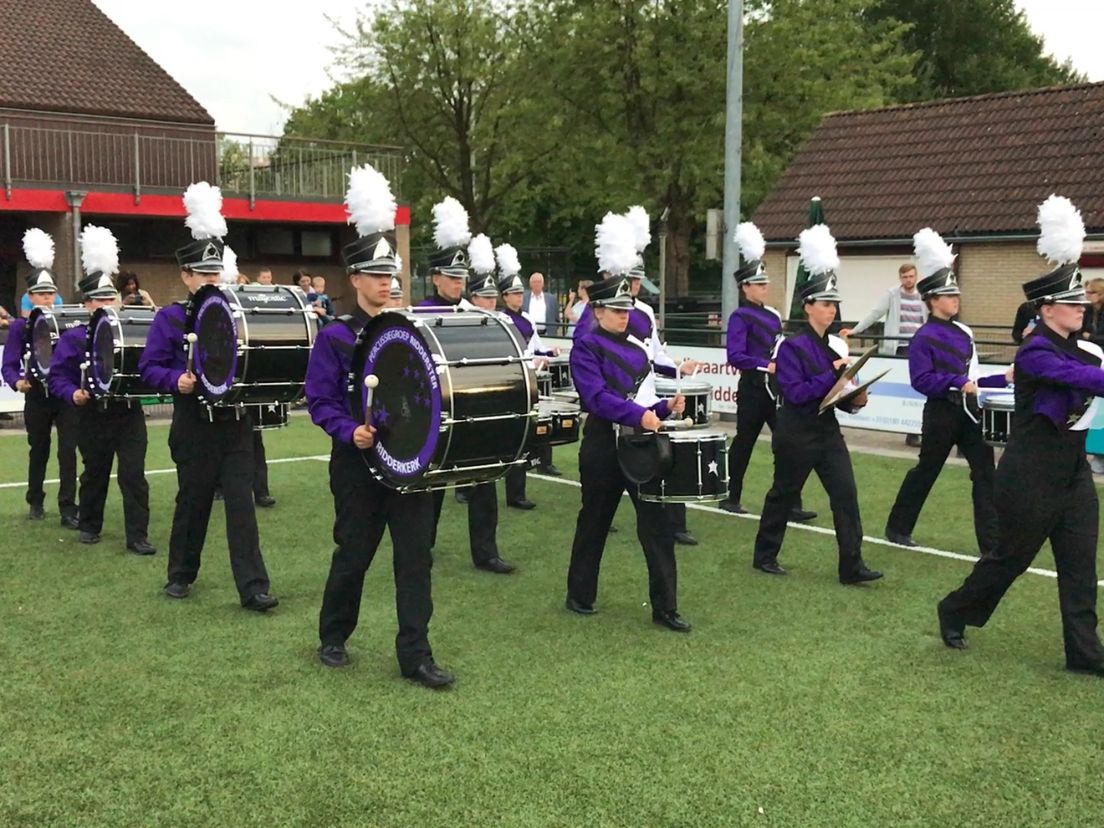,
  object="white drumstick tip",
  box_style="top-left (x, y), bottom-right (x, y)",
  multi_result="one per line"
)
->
top-left (185, 333), bottom-right (198, 344)
top-left (683, 417), bottom-right (693, 427)
top-left (363, 374), bottom-right (379, 390)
